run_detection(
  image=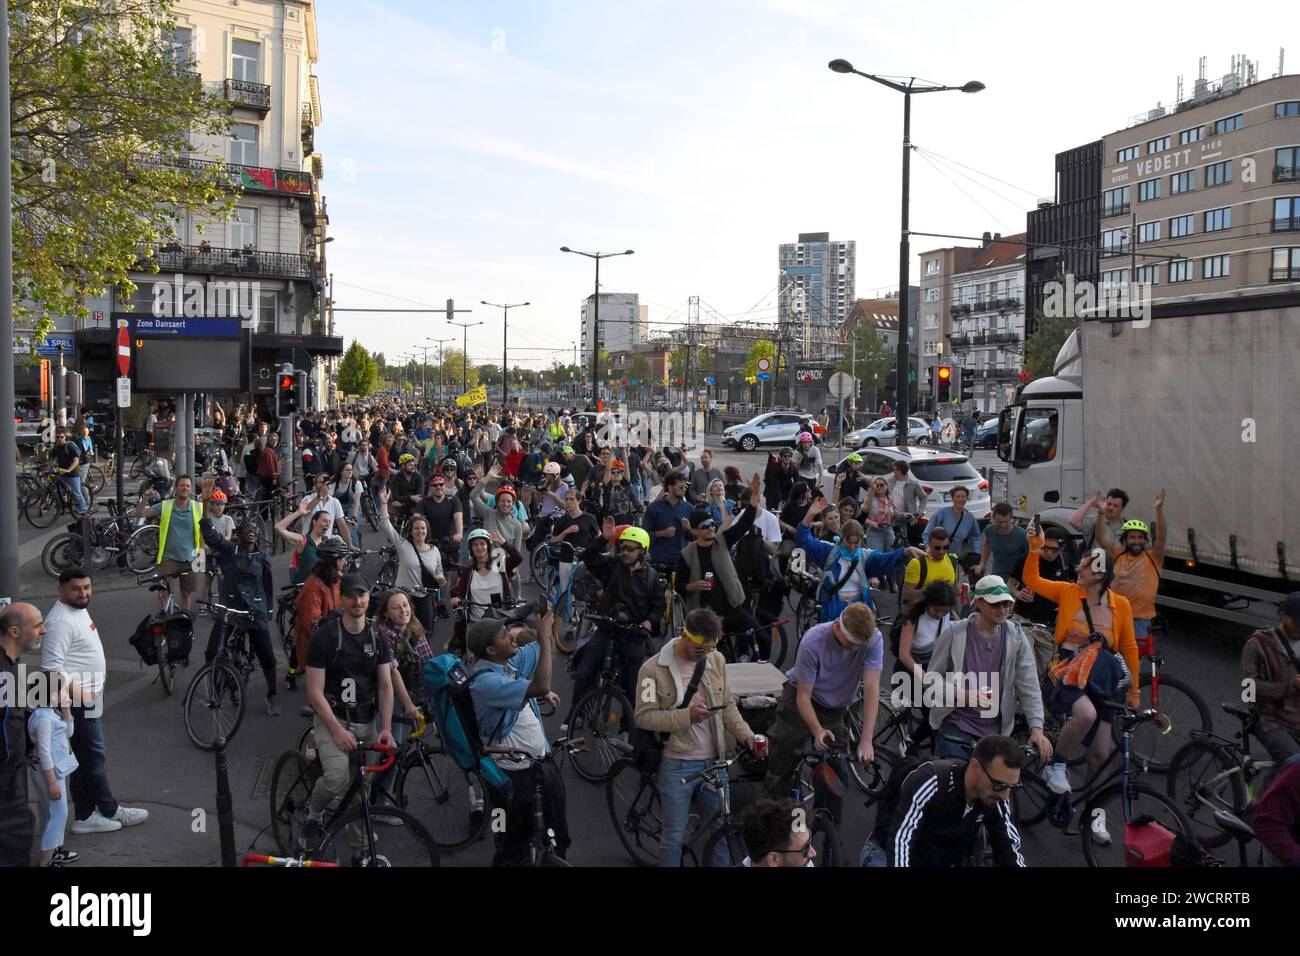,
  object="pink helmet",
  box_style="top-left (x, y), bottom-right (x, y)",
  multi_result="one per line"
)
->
top-left (797, 431), bottom-right (813, 443)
